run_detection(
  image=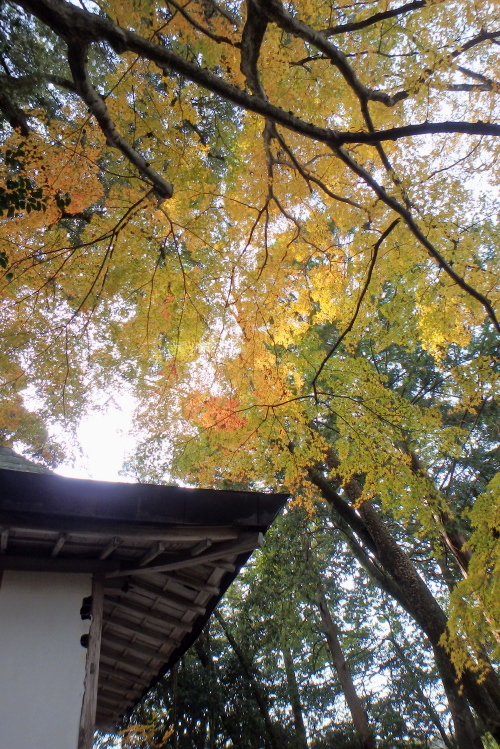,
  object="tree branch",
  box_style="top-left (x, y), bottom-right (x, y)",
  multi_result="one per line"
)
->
top-left (335, 146), bottom-right (500, 334)
top-left (323, 0), bottom-right (426, 36)
top-left (166, 0), bottom-right (237, 46)
top-left (67, 43), bottom-right (173, 202)
top-left (253, 0), bottom-right (407, 107)
top-left (0, 90), bottom-right (30, 136)
top-left (14, 0), bottom-right (500, 332)
top-left (240, 0), bottom-right (268, 96)
top-left (311, 219), bottom-right (400, 391)
top-left (336, 120), bottom-right (500, 143)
